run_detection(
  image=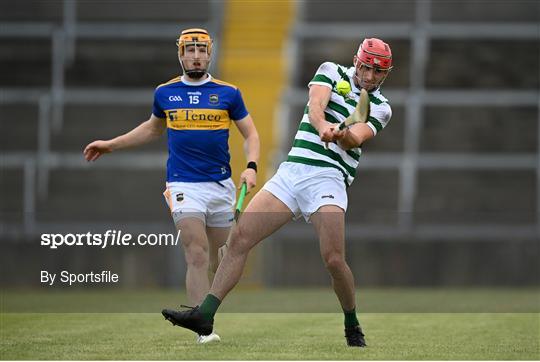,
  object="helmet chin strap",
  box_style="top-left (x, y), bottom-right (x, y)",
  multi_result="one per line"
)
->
top-left (185, 69), bottom-right (207, 79)
top-left (179, 59), bottom-right (209, 80)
